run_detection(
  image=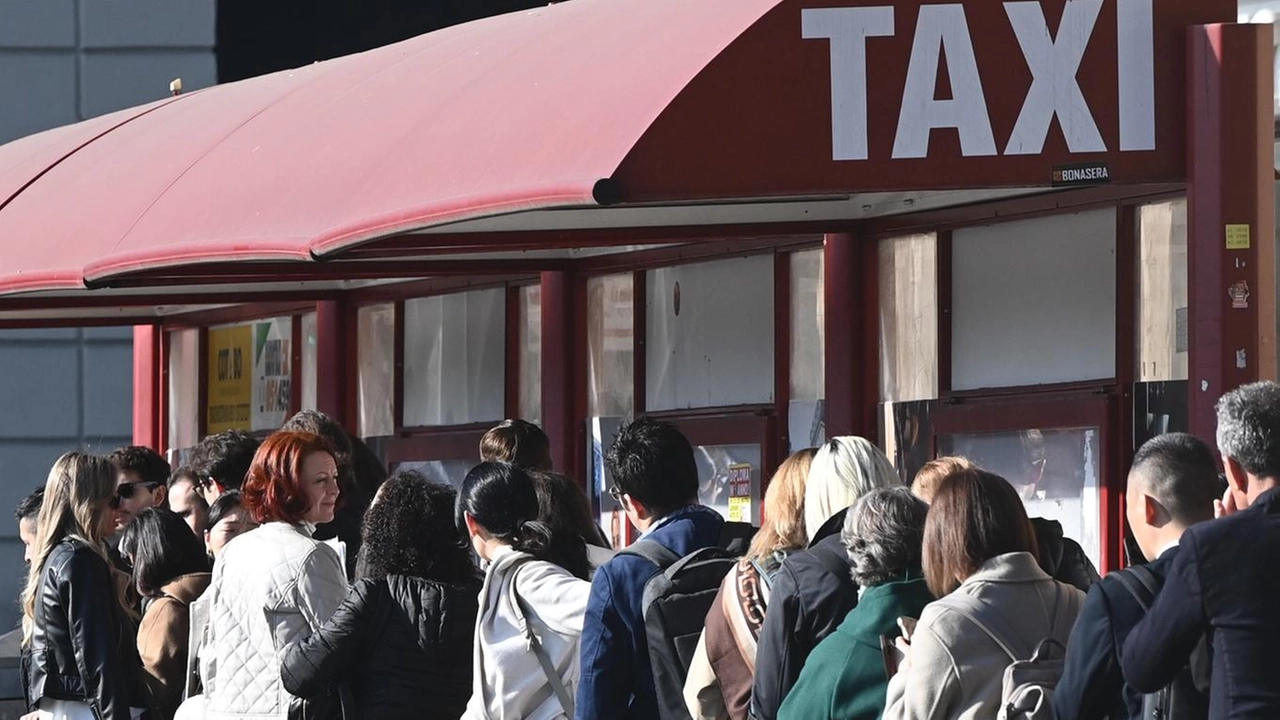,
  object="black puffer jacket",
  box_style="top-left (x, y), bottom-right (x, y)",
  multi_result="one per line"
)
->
top-left (280, 574), bottom-right (481, 720)
top-left (751, 509), bottom-right (859, 720)
top-left (23, 539), bottom-right (141, 720)
top-left (1031, 516), bottom-right (1100, 592)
